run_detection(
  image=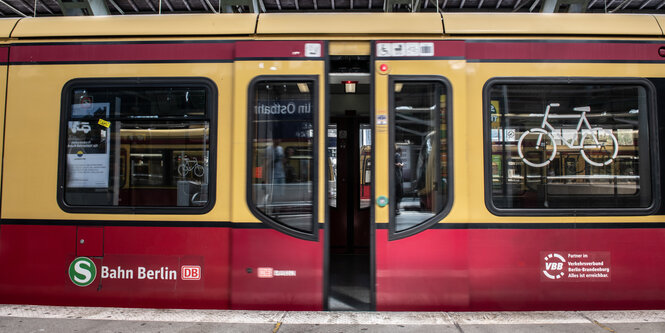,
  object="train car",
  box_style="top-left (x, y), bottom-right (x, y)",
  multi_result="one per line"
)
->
top-left (0, 12), bottom-right (664, 311)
